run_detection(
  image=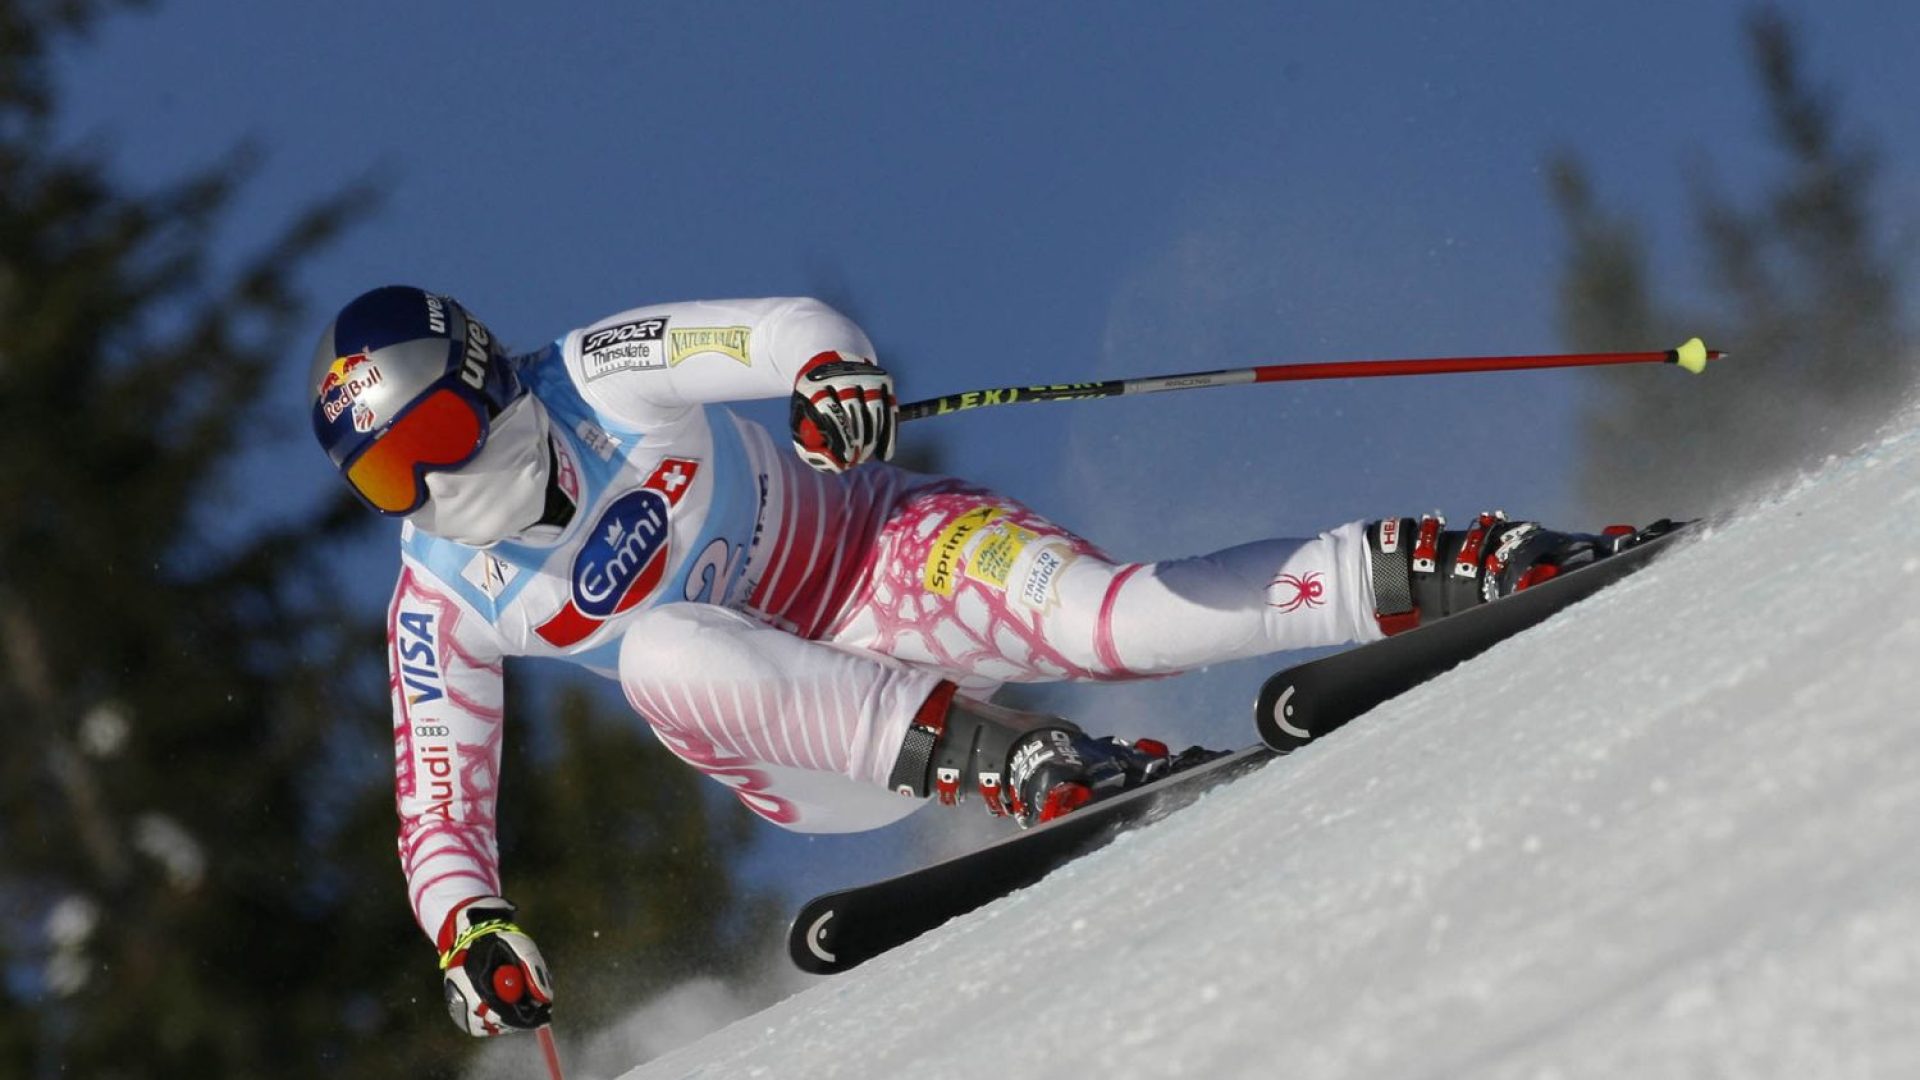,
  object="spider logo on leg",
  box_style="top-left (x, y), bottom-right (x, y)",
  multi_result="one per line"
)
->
top-left (1269, 571), bottom-right (1326, 614)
